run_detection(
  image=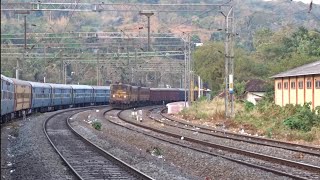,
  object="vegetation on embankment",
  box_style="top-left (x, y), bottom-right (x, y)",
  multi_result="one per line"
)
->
top-left (179, 98), bottom-right (320, 143)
